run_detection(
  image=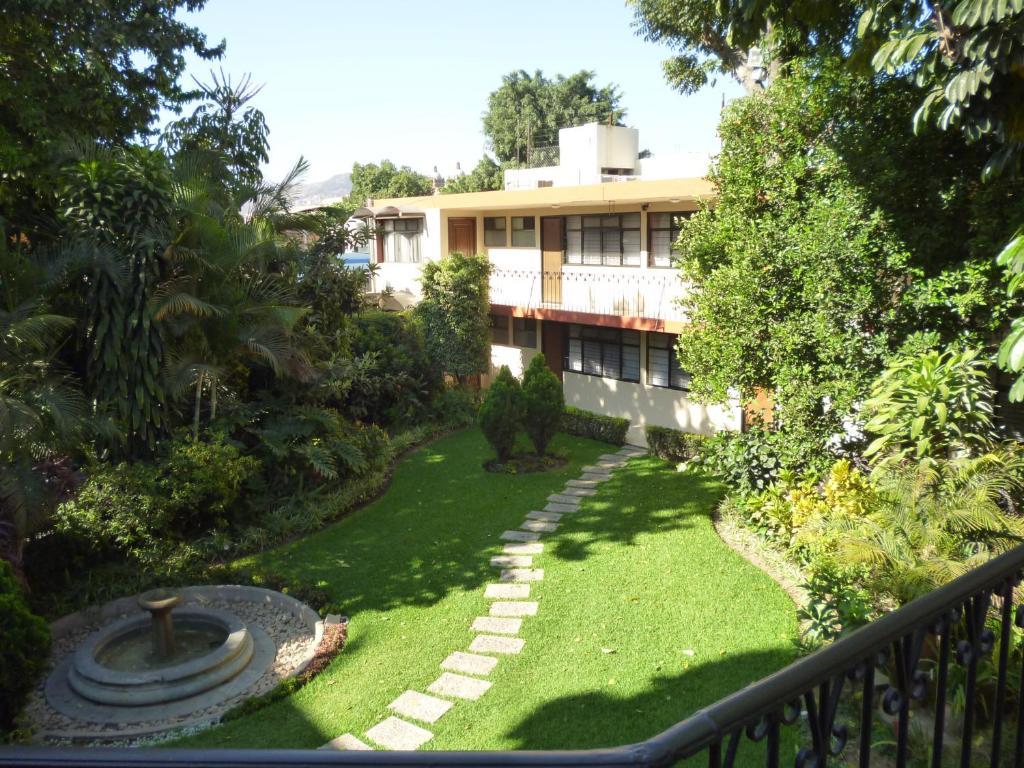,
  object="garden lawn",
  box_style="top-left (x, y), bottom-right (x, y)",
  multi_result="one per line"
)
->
top-left (170, 429), bottom-right (797, 755)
